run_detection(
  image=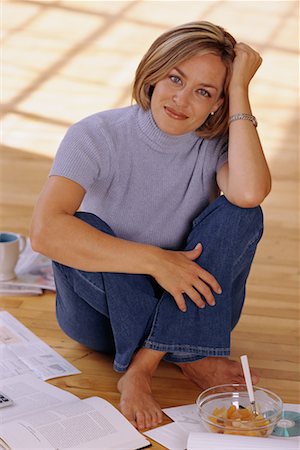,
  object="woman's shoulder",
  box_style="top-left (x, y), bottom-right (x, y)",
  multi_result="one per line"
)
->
top-left (71, 104), bottom-right (139, 133)
top-left (201, 133), bottom-right (228, 152)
